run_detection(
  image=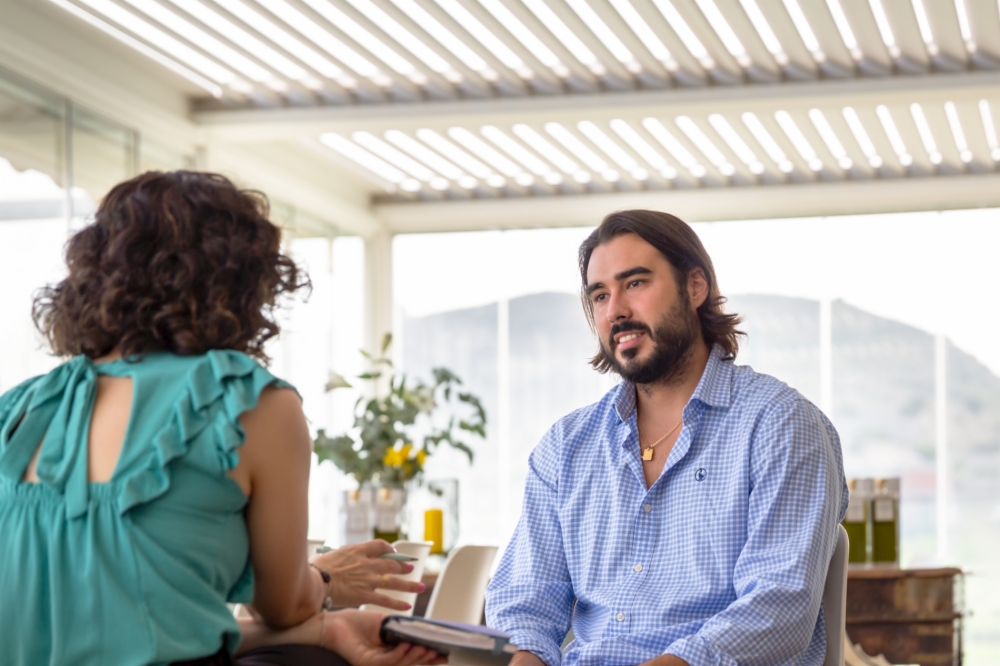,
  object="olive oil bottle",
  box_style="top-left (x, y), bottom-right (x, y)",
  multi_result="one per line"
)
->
top-left (871, 477), bottom-right (900, 566)
top-left (843, 478), bottom-right (873, 565)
